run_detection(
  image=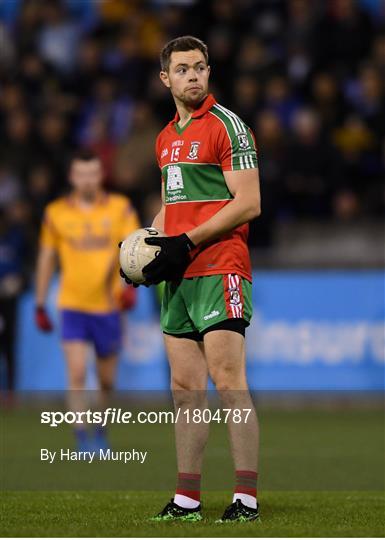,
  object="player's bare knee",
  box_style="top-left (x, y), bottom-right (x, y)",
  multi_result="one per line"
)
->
top-left (210, 362), bottom-right (241, 388)
top-left (171, 376), bottom-right (191, 392)
top-left (171, 372), bottom-right (205, 392)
